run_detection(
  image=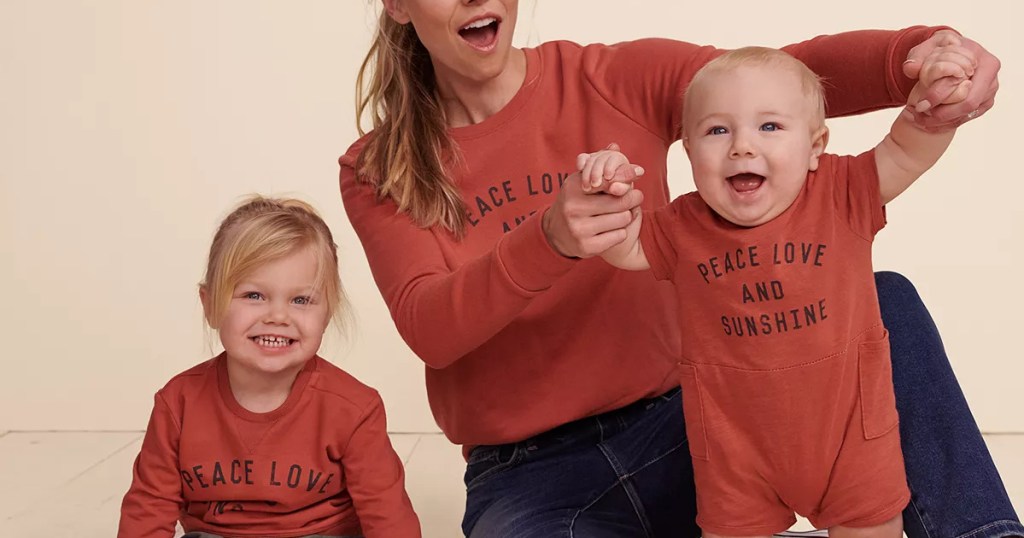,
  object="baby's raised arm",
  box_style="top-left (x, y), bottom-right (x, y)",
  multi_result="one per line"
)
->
top-left (876, 45), bottom-right (975, 203)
